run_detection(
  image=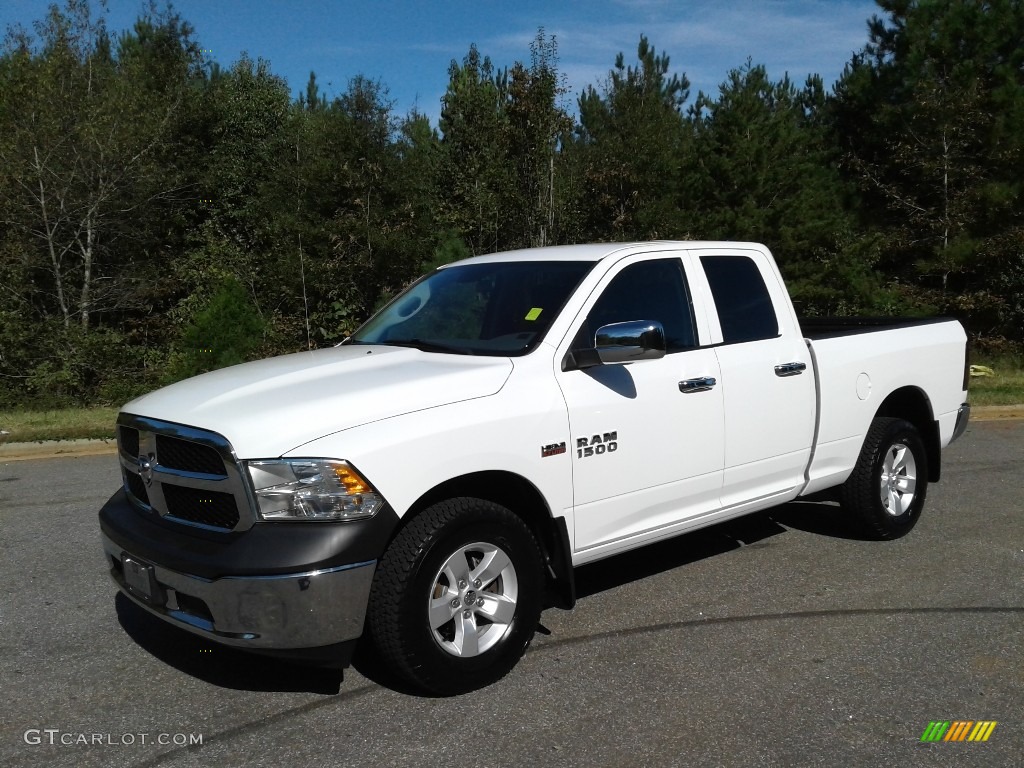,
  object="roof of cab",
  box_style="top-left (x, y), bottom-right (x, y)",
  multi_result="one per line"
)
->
top-left (443, 241), bottom-right (767, 266)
